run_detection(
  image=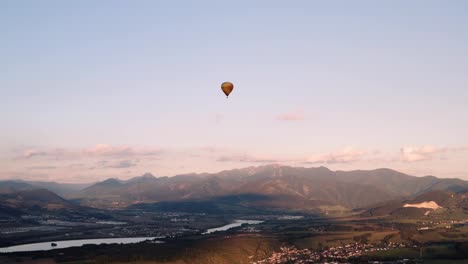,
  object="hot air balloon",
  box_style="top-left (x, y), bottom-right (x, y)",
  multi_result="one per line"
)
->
top-left (221, 82), bottom-right (234, 98)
